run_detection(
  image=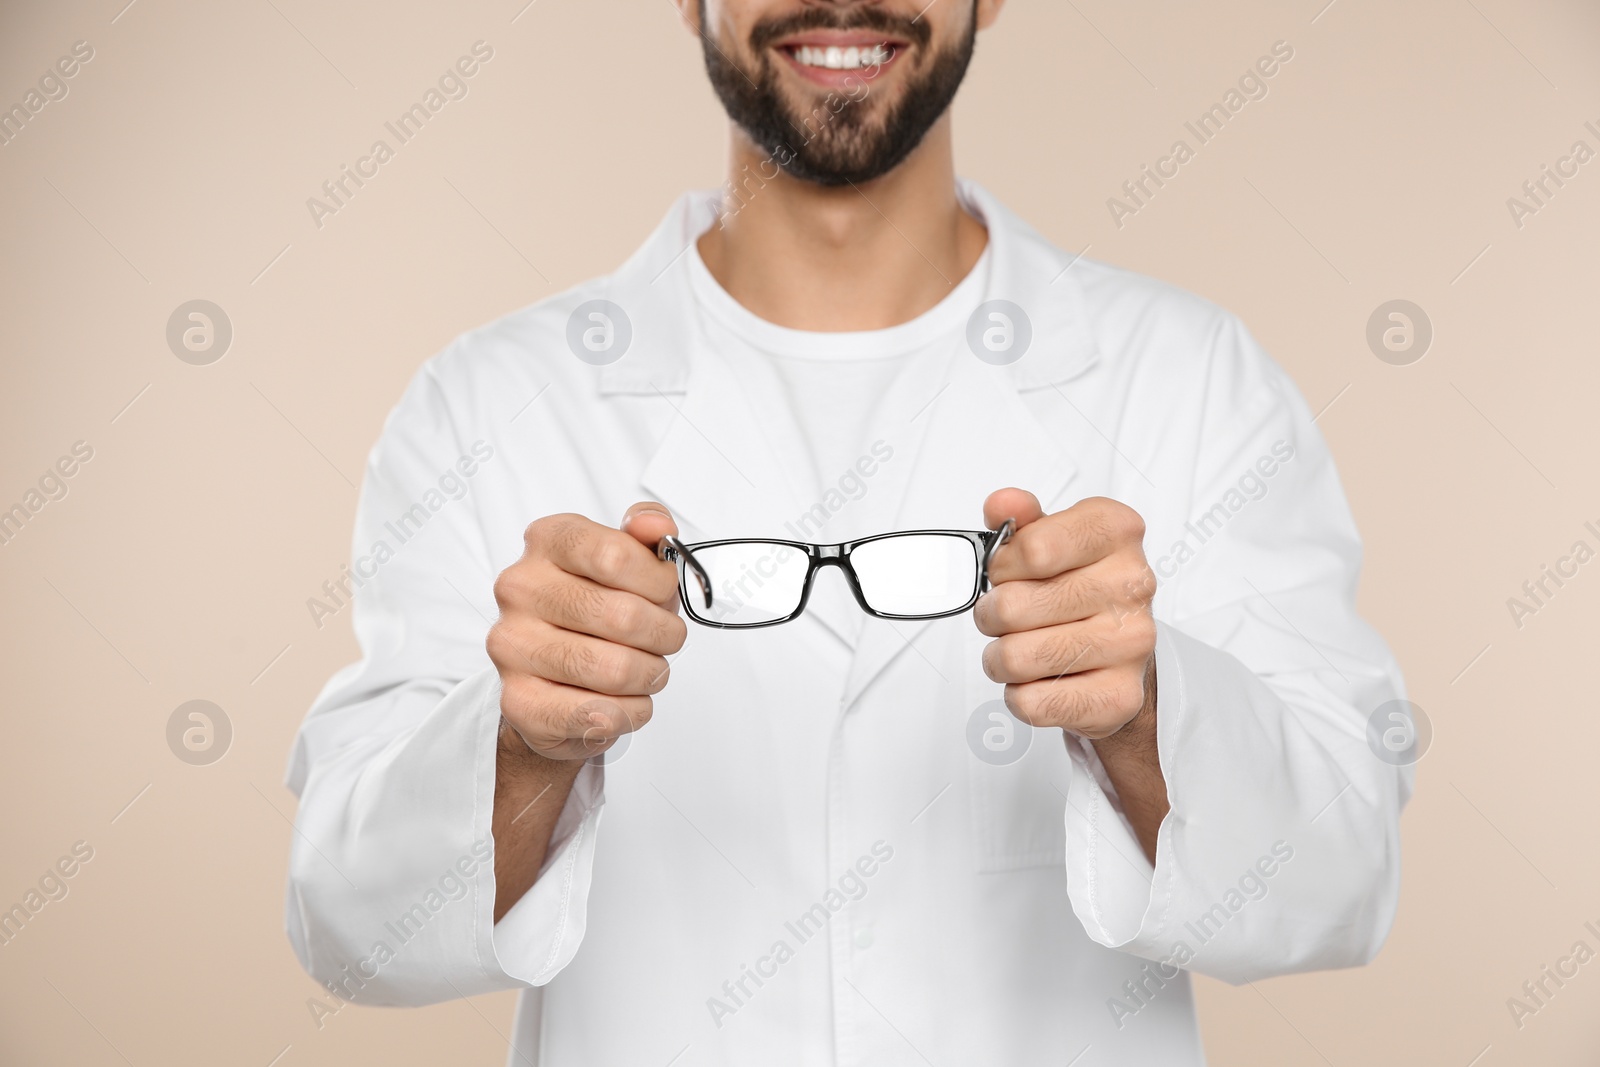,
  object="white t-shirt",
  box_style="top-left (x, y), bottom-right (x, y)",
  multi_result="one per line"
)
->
top-left (685, 235), bottom-right (993, 545)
